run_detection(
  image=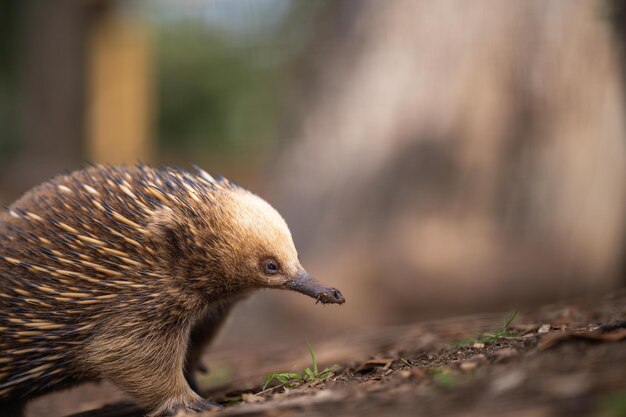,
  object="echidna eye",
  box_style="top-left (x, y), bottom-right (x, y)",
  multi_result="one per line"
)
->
top-left (263, 259), bottom-right (280, 275)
